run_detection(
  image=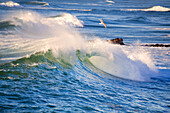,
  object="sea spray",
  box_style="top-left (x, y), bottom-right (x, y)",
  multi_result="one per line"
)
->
top-left (0, 11), bottom-right (157, 81)
top-left (0, 1), bottom-right (20, 7)
top-left (86, 39), bottom-right (157, 81)
top-left (126, 6), bottom-right (170, 12)
top-left (0, 11), bottom-right (86, 65)
top-left (51, 13), bottom-right (84, 27)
